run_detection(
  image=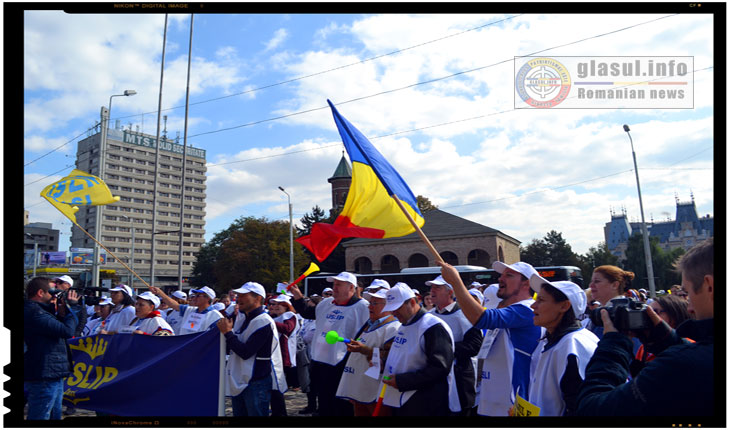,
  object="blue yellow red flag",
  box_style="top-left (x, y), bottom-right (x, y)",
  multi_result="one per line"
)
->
top-left (297, 100), bottom-right (424, 261)
top-left (40, 169), bottom-right (120, 224)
